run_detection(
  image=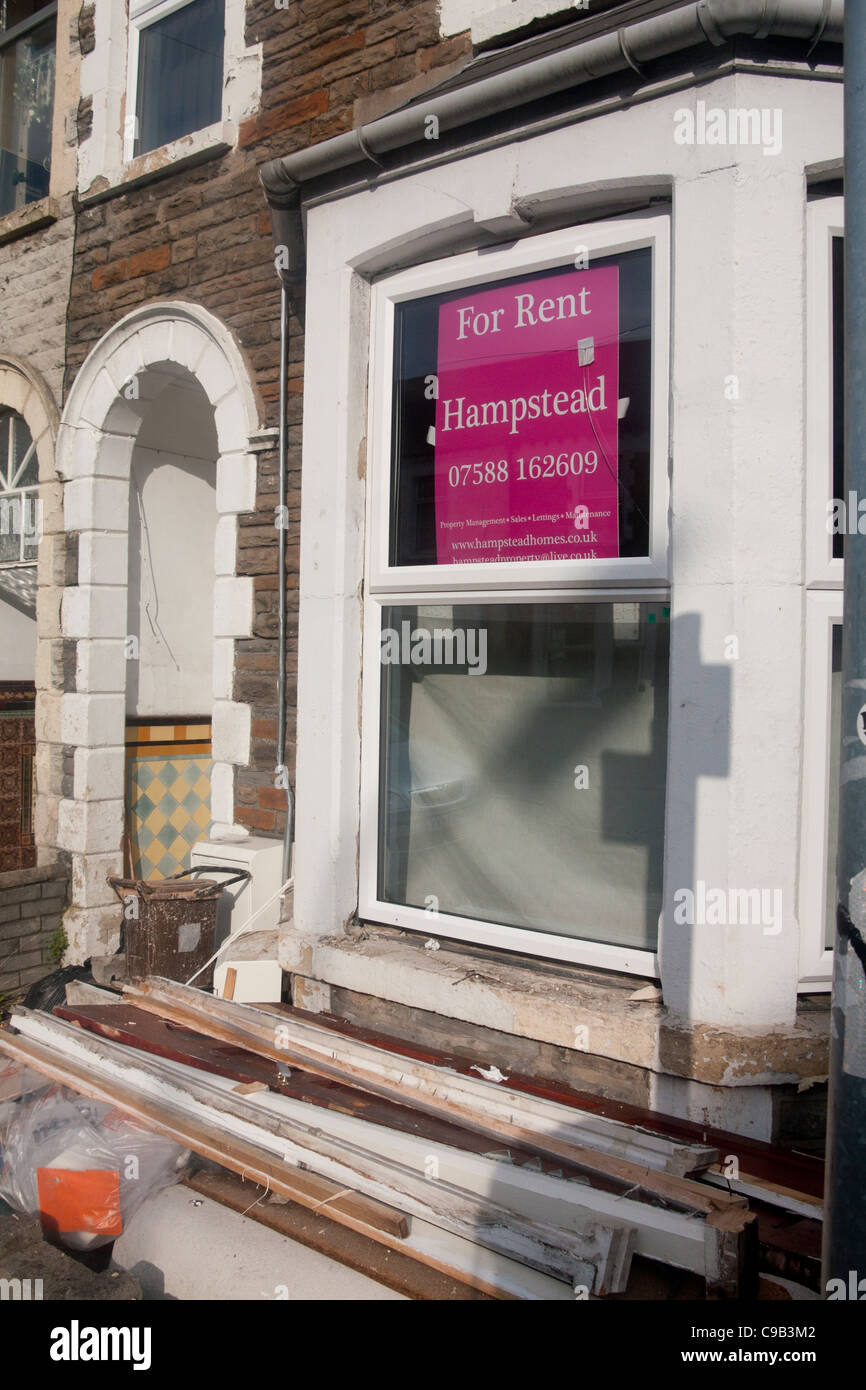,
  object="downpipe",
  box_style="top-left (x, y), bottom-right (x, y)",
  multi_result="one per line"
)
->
top-left (277, 277), bottom-right (294, 892)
